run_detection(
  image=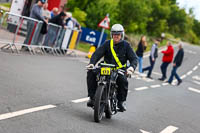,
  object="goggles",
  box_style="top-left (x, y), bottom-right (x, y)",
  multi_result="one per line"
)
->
top-left (112, 31), bottom-right (123, 35)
